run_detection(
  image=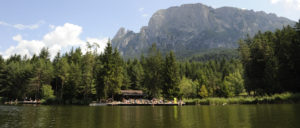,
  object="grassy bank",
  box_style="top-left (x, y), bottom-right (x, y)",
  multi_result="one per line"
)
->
top-left (184, 92), bottom-right (300, 105)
